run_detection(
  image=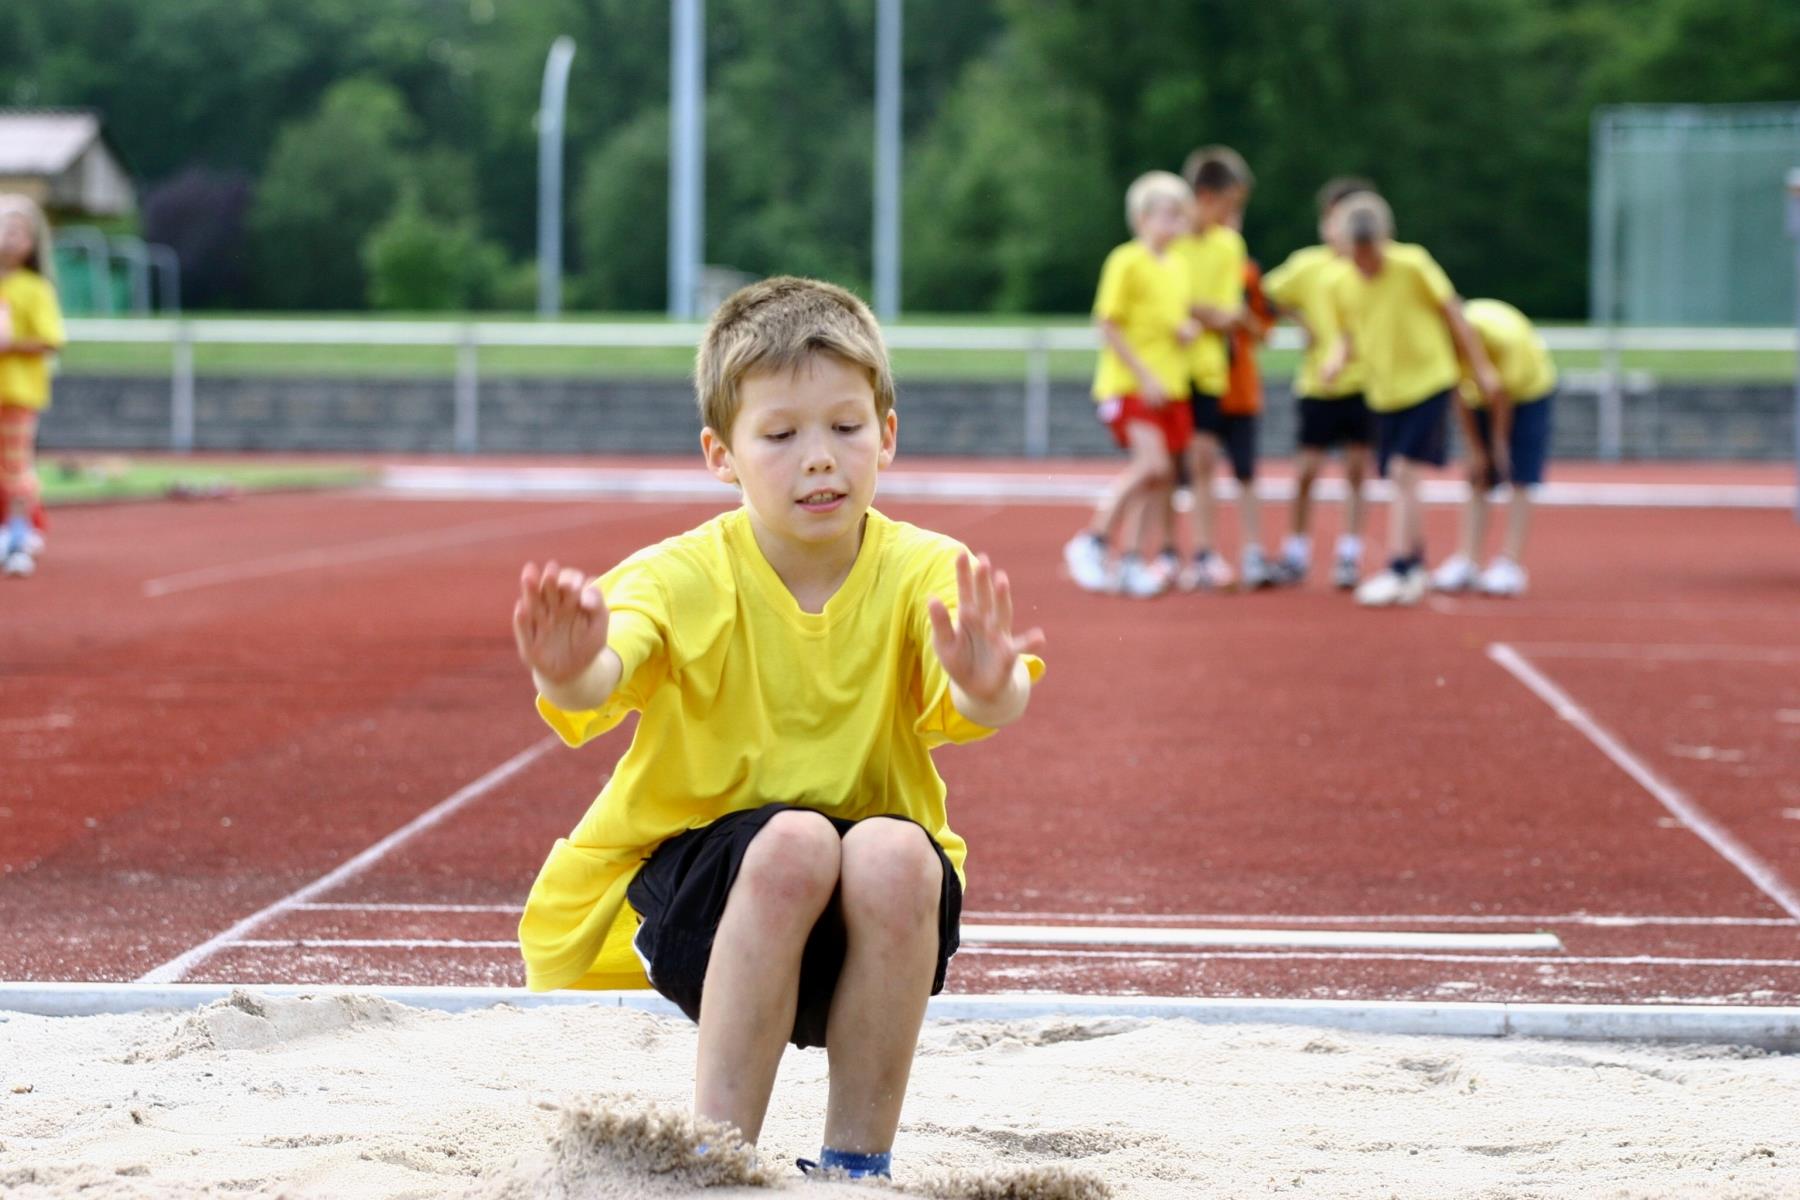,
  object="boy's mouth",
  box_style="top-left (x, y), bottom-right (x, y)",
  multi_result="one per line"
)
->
top-left (797, 489), bottom-right (847, 512)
